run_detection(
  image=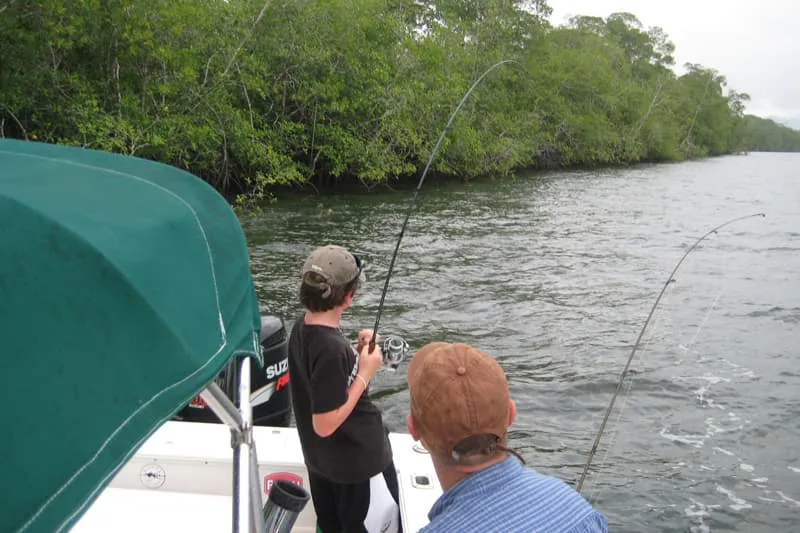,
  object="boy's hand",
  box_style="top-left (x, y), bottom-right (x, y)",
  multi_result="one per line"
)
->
top-left (358, 328), bottom-right (379, 349)
top-left (359, 342), bottom-right (383, 381)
